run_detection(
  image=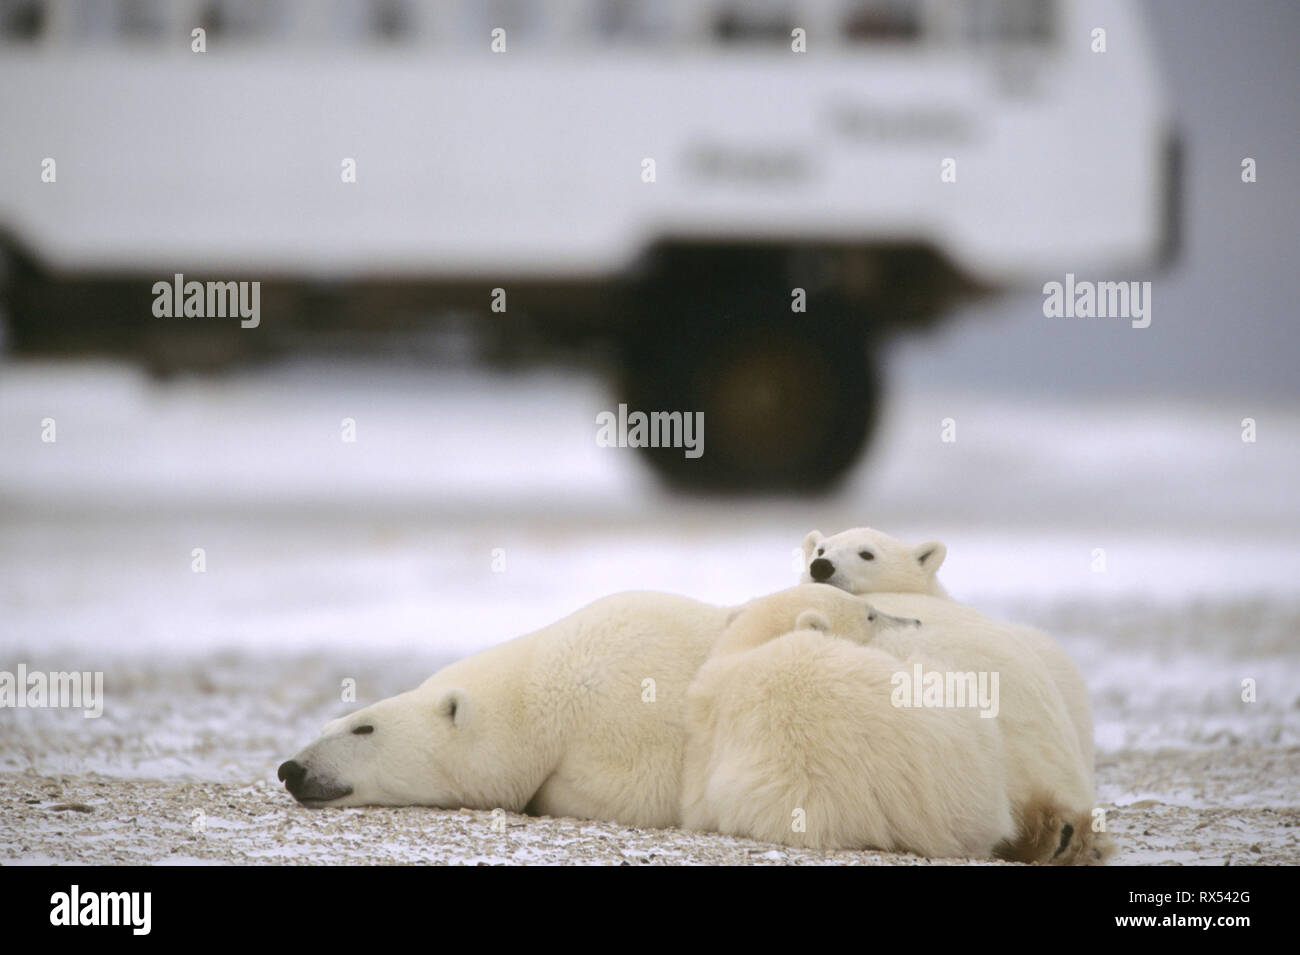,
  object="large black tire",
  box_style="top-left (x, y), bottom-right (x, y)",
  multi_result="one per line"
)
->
top-left (0, 241), bottom-right (28, 356)
top-left (621, 290), bottom-right (880, 492)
